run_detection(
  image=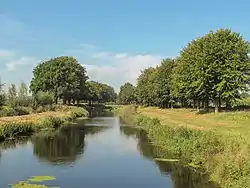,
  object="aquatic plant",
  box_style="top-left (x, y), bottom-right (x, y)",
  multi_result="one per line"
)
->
top-left (11, 176), bottom-right (57, 188)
